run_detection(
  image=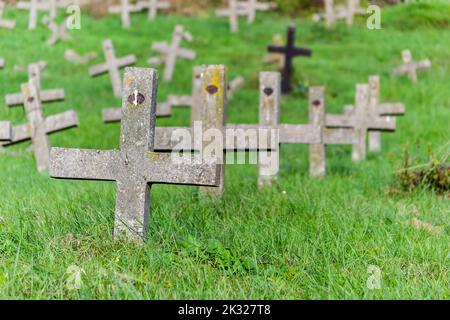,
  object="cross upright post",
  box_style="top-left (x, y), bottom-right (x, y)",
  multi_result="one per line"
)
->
top-left (50, 67), bottom-right (221, 242)
top-left (267, 25), bottom-right (312, 94)
top-left (138, 0), bottom-right (170, 20)
top-left (0, 1), bottom-right (15, 29)
top-left (17, 0), bottom-right (49, 29)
